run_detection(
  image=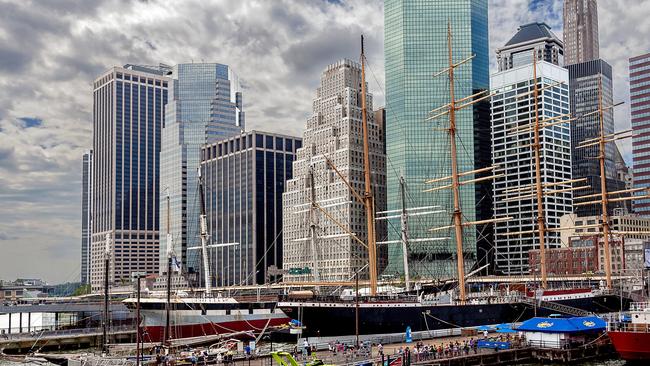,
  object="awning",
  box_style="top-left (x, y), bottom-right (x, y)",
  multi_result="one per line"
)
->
top-left (517, 316), bottom-right (605, 333)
